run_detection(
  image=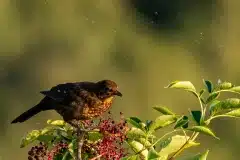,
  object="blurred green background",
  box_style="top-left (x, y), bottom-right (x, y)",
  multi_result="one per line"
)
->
top-left (1, 0), bottom-right (240, 159)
